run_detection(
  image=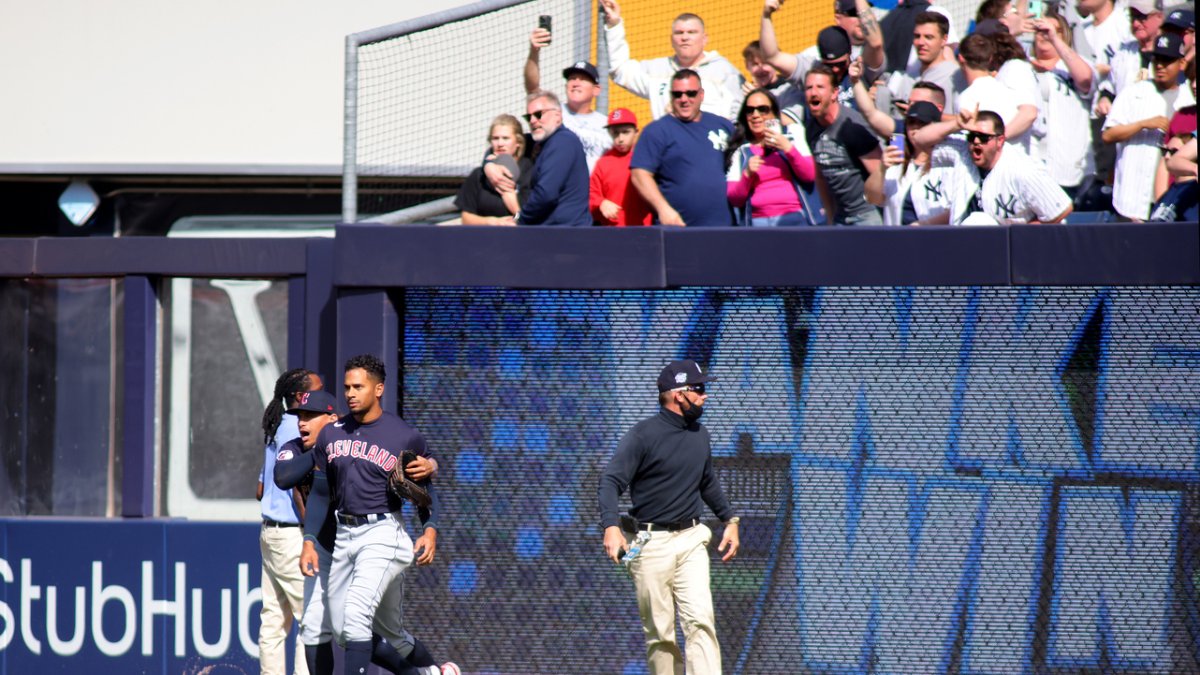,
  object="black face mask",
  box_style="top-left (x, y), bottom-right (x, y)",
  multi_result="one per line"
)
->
top-left (679, 394), bottom-right (704, 425)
